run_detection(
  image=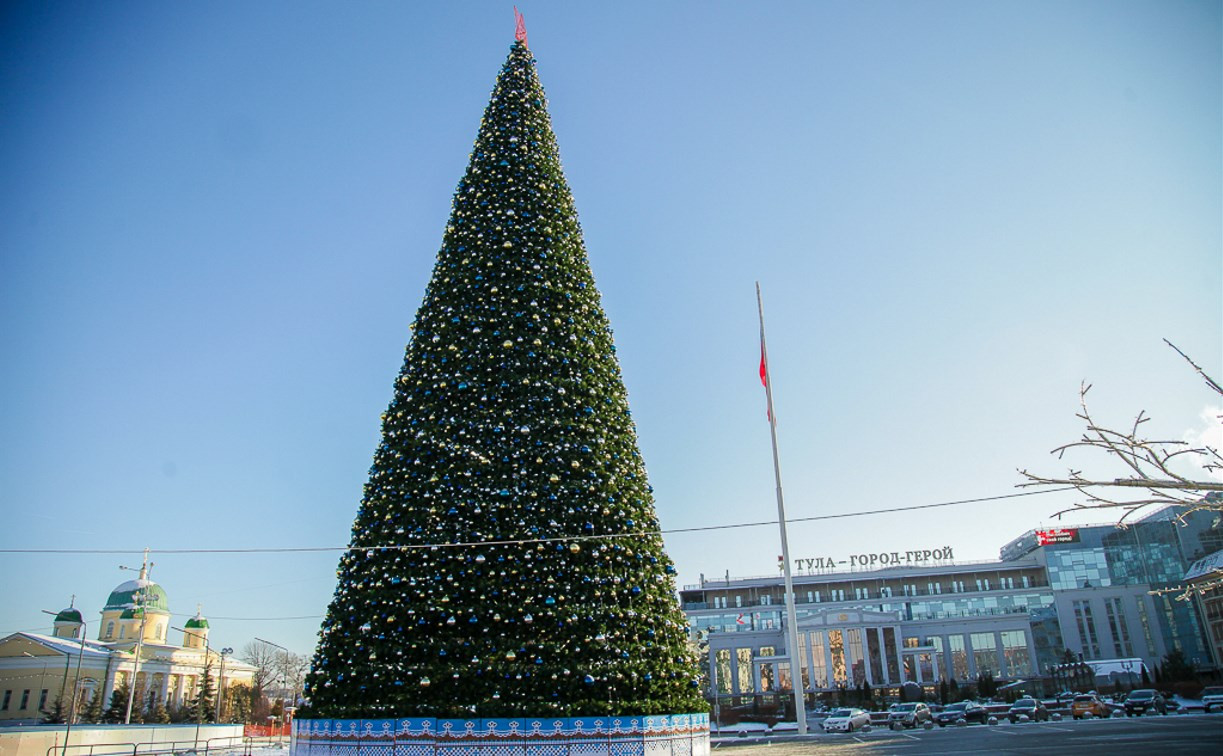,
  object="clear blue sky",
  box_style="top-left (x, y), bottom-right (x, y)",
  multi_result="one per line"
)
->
top-left (2, 1), bottom-right (1219, 659)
